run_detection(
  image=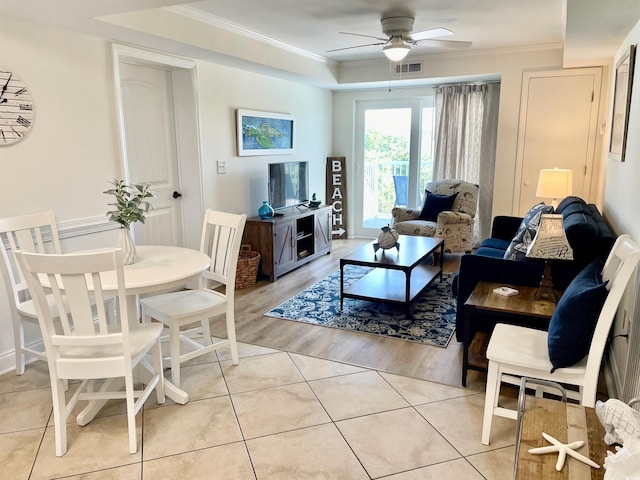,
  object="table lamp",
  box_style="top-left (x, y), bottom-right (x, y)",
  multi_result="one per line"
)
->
top-left (526, 214), bottom-right (573, 301)
top-left (536, 168), bottom-right (572, 209)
